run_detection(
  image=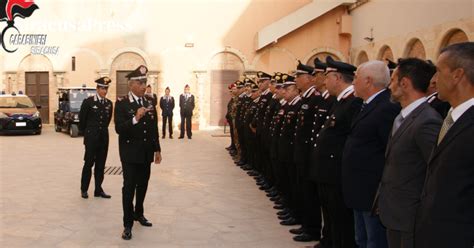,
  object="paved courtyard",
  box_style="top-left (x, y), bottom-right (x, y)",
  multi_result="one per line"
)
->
top-left (0, 126), bottom-right (318, 247)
